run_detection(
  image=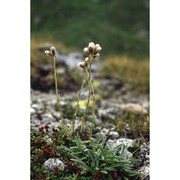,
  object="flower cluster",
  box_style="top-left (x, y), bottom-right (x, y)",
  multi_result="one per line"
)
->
top-left (45, 47), bottom-right (56, 56)
top-left (84, 42), bottom-right (102, 57)
top-left (78, 42), bottom-right (102, 69)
